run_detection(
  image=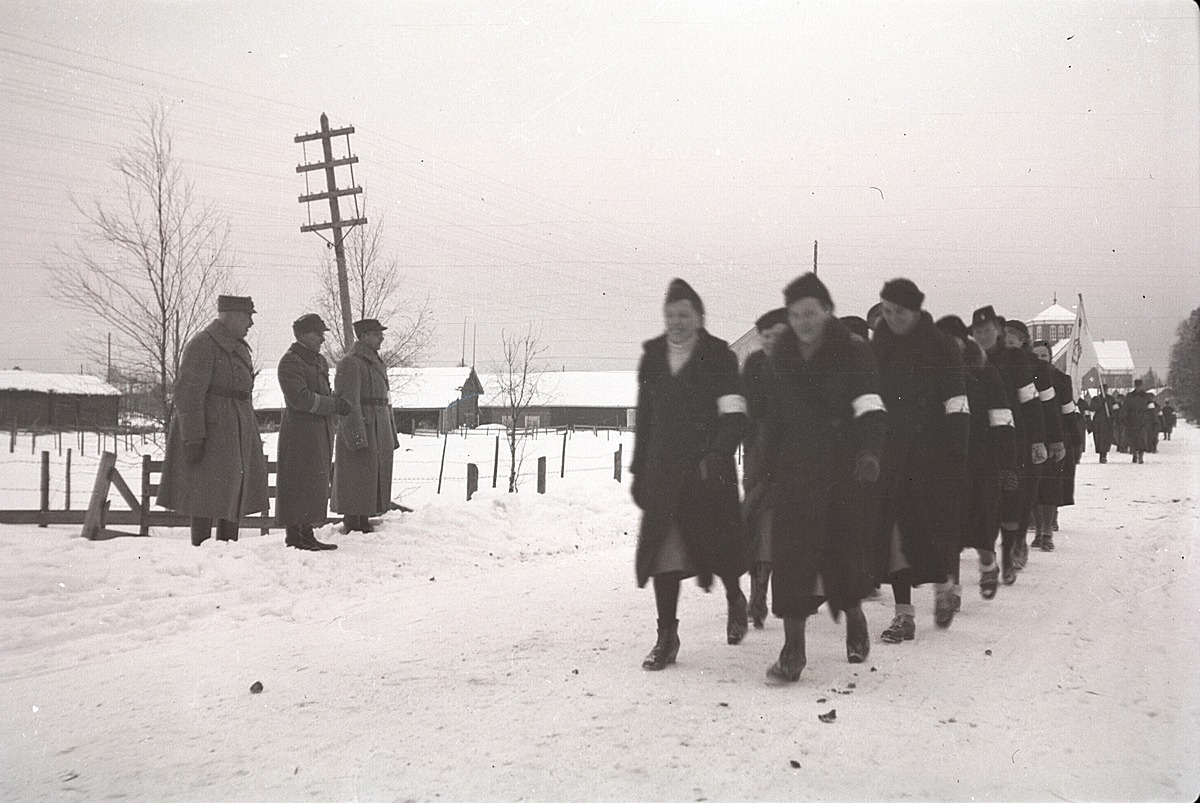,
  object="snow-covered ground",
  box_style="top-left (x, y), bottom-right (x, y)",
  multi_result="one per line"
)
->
top-left (2, 426), bottom-right (1198, 801)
